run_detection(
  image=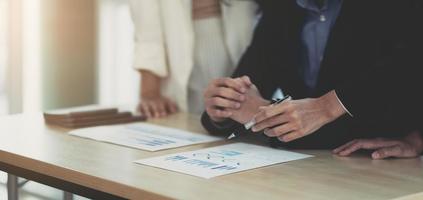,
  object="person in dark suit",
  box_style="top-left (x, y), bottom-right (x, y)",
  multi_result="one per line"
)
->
top-left (201, 0), bottom-right (423, 157)
top-left (332, 0), bottom-right (423, 159)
